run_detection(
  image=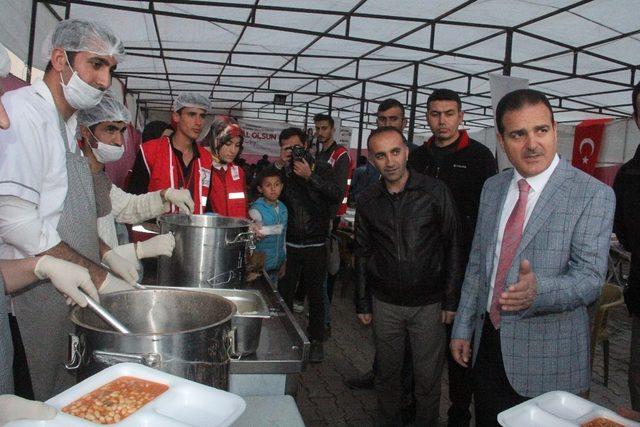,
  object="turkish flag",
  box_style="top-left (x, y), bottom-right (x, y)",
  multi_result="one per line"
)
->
top-left (572, 118), bottom-right (611, 176)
